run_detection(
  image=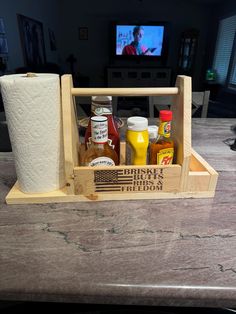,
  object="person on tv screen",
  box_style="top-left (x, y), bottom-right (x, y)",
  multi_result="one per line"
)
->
top-left (122, 26), bottom-right (155, 55)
